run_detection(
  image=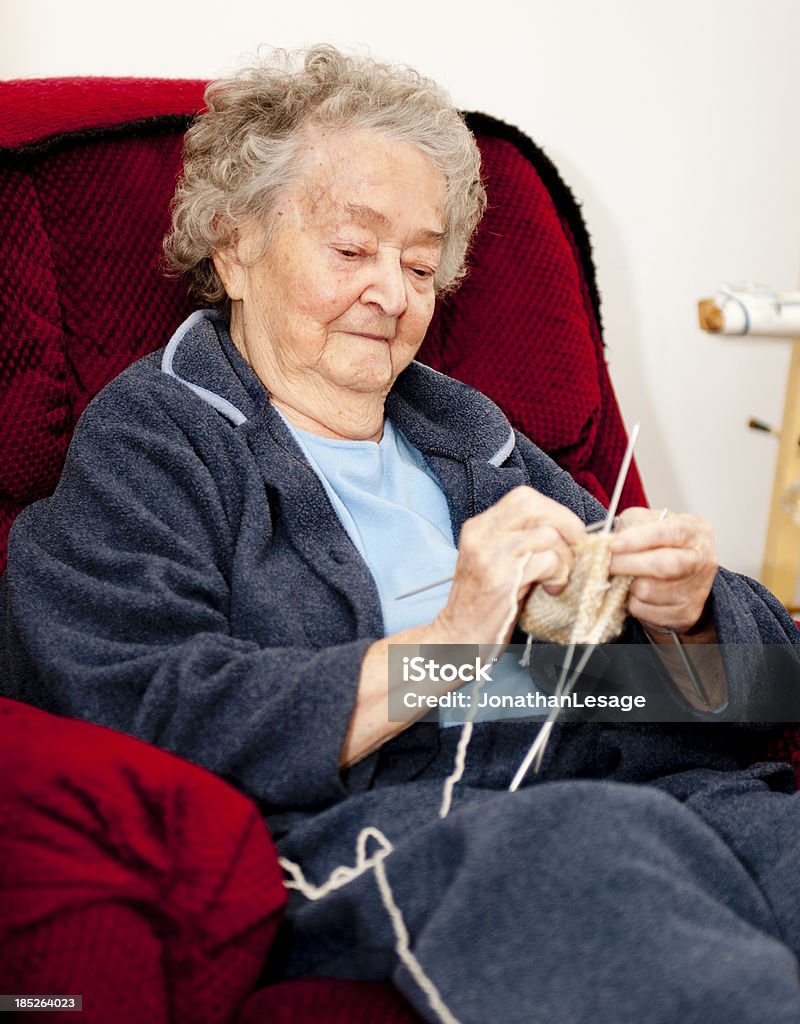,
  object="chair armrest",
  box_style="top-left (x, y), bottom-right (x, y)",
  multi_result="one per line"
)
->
top-left (0, 696), bottom-right (285, 1024)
